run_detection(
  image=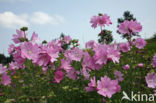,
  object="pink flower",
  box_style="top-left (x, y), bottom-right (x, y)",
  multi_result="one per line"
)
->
top-left (47, 47), bottom-right (59, 63)
top-left (118, 20), bottom-right (142, 35)
top-left (97, 76), bottom-right (120, 98)
top-left (8, 44), bottom-right (15, 54)
top-left (47, 39), bottom-right (63, 53)
top-left (33, 46), bottom-right (51, 66)
top-left (64, 35), bottom-right (72, 44)
top-left (60, 59), bottom-right (72, 72)
top-left (93, 44), bottom-right (108, 65)
top-left (1, 73), bottom-right (11, 86)
top-left (93, 44), bottom-right (120, 65)
top-left (81, 67), bottom-right (90, 80)
top-left (31, 32), bottom-right (40, 43)
top-left (42, 67), bottom-right (48, 74)
top-left (82, 52), bottom-right (95, 70)
top-left (145, 73), bottom-right (156, 88)
top-left (107, 46), bottom-right (120, 63)
top-left (0, 64), bottom-right (7, 74)
top-left (65, 48), bottom-right (83, 61)
top-left (66, 68), bottom-right (77, 80)
top-left (90, 14), bottom-right (112, 28)
top-left (90, 16), bottom-right (98, 28)
top-left (152, 54), bottom-right (156, 68)
top-left (85, 76), bottom-right (96, 92)
top-left (9, 62), bottom-right (20, 70)
top-left (12, 29), bottom-right (26, 44)
top-left (20, 42), bottom-right (39, 61)
top-left (35, 53), bottom-right (51, 66)
top-left (138, 63), bottom-right (144, 68)
top-left (135, 38), bottom-right (146, 49)
top-left (54, 70), bottom-right (64, 83)
top-left (123, 64), bottom-right (130, 70)
top-left (114, 70), bottom-right (124, 82)
top-left (13, 49), bottom-right (25, 66)
top-left (119, 43), bottom-right (130, 53)
top-left (85, 40), bottom-right (98, 49)
top-left (97, 14), bottom-right (112, 27)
